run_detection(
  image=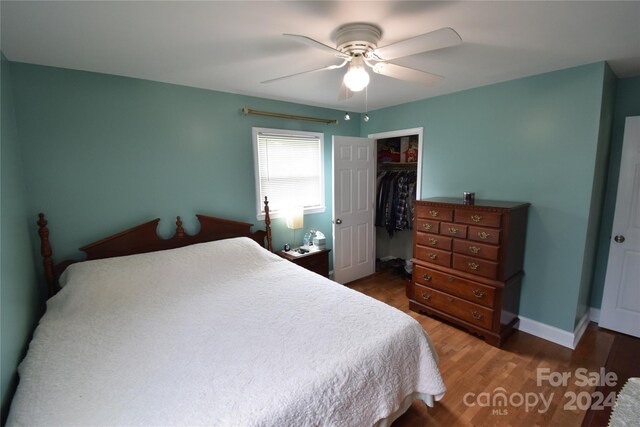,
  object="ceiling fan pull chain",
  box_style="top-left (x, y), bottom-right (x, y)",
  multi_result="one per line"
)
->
top-left (364, 86), bottom-right (370, 123)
